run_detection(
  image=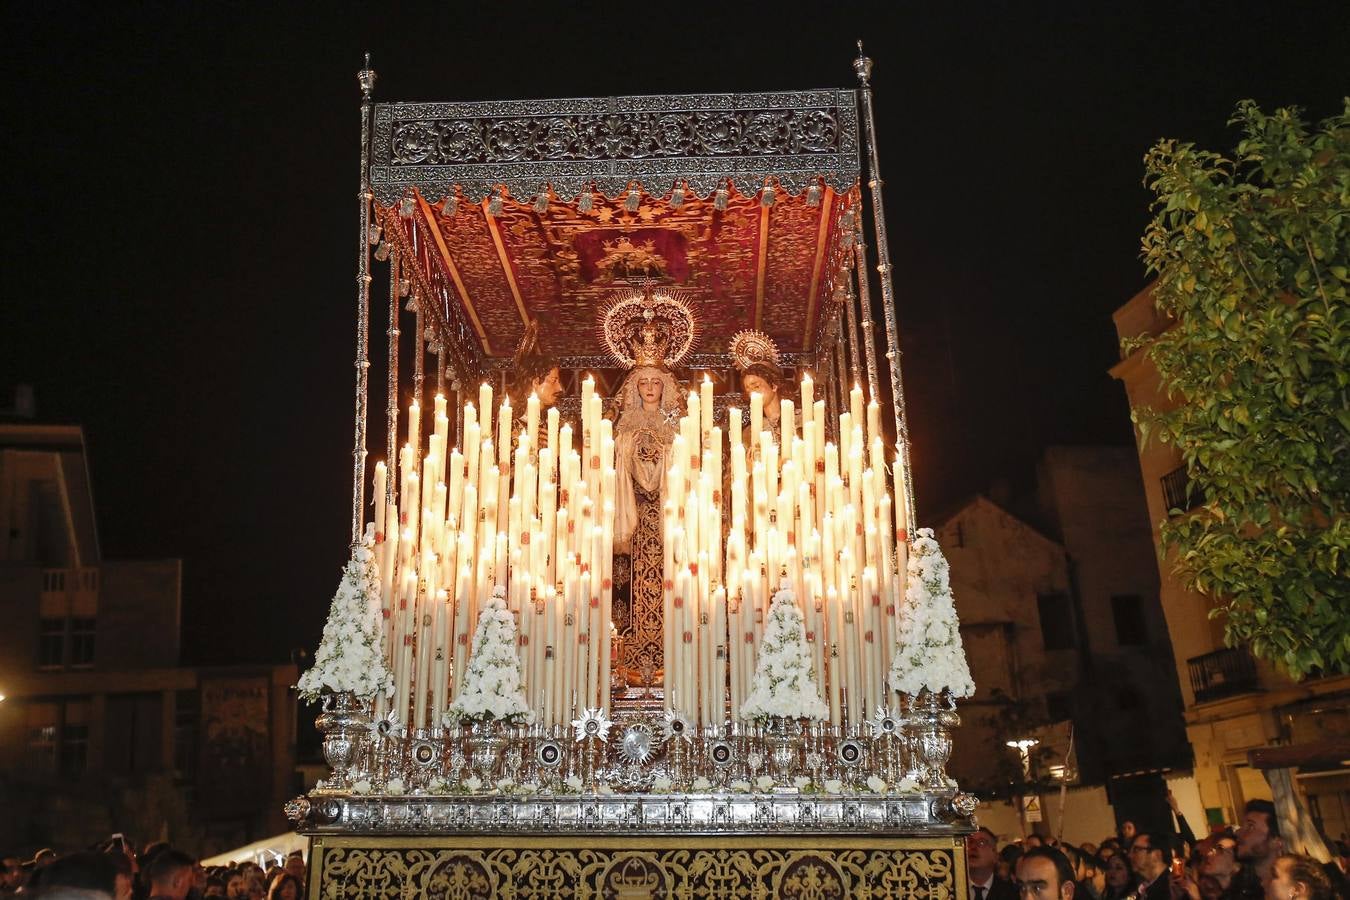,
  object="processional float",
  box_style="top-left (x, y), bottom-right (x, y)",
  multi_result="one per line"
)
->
top-left (288, 47), bottom-right (978, 897)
